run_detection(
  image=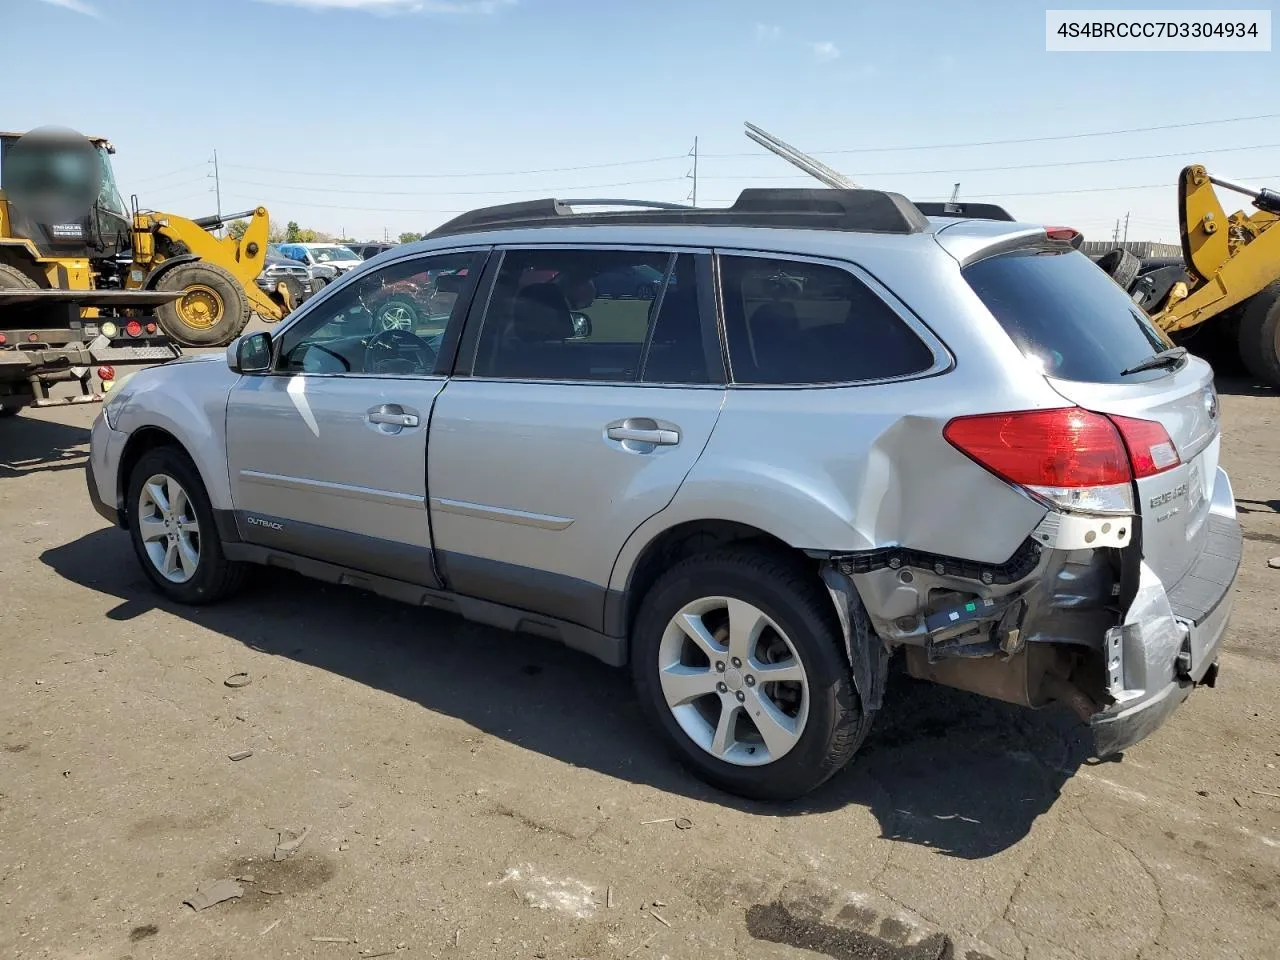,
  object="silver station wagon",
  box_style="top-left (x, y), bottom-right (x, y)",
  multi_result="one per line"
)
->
top-left (85, 189), bottom-right (1242, 800)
